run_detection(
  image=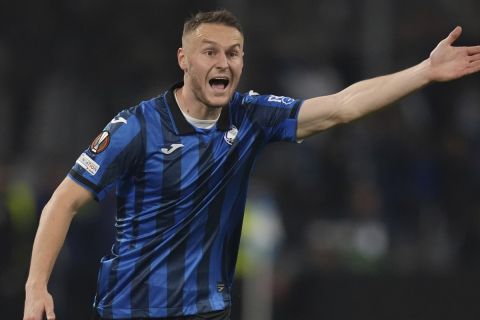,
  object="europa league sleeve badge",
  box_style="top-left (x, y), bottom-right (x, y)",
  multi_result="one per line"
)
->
top-left (90, 131), bottom-right (111, 154)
